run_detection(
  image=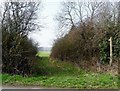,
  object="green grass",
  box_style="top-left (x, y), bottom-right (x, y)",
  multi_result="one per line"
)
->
top-left (2, 72), bottom-right (118, 88)
top-left (0, 73), bottom-right (2, 85)
top-left (36, 51), bottom-right (50, 57)
top-left (2, 51), bottom-right (119, 89)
